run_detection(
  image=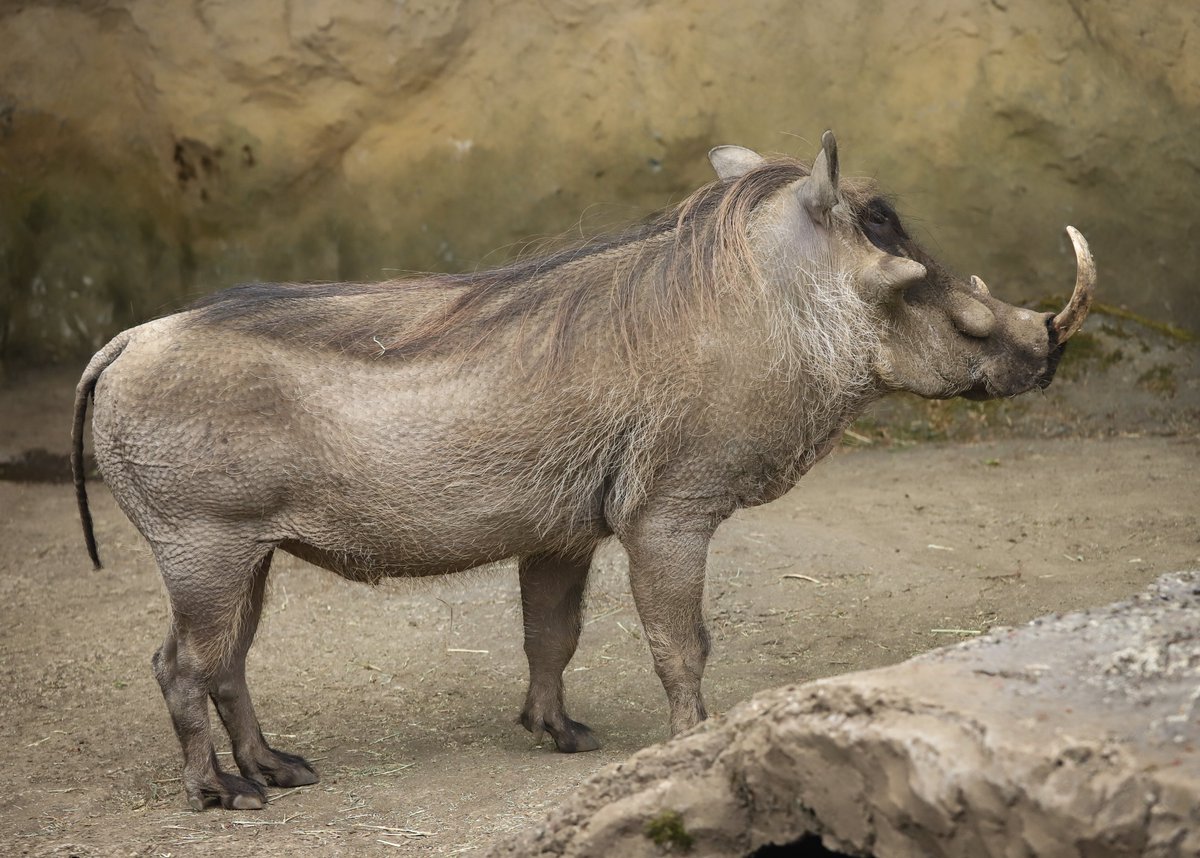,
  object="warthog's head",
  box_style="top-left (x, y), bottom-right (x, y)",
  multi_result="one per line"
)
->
top-left (709, 131), bottom-right (1095, 400)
